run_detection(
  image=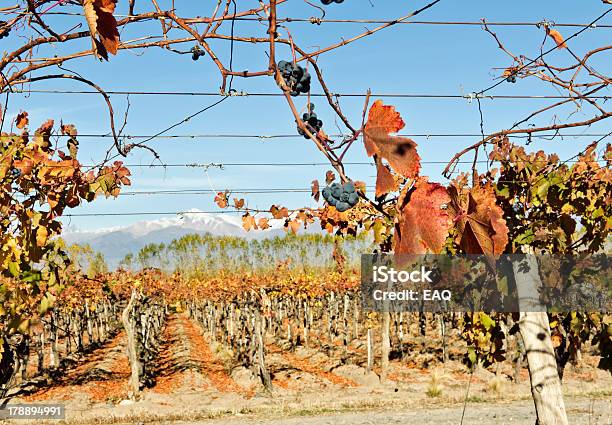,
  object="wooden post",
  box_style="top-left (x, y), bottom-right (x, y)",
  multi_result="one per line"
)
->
top-left (380, 312), bottom-right (390, 381)
top-left (512, 255), bottom-right (568, 425)
top-left (122, 290), bottom-right (141, 400)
